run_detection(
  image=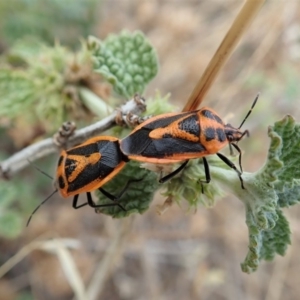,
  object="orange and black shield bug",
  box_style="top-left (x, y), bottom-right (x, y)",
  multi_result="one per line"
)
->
top-left (56, 136), bottom-right (127, 200)
top-left (27, 136), bottom-right (134, 226)
top-left (120, 95), bottom-right (259, 188)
